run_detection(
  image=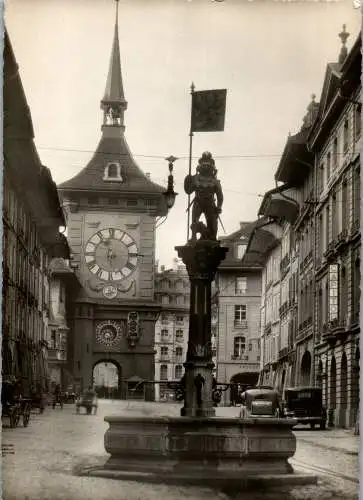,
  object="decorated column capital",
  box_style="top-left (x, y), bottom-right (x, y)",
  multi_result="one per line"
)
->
top-left (175, 240), bottom-right (228, 281)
